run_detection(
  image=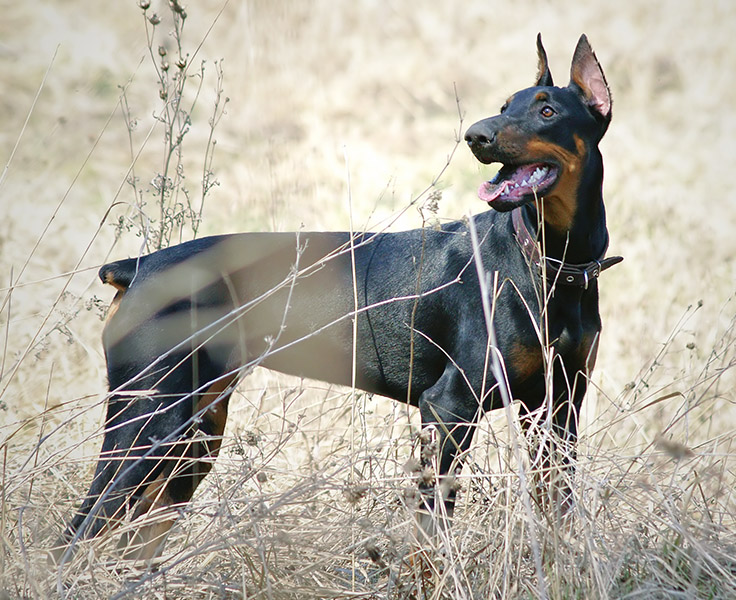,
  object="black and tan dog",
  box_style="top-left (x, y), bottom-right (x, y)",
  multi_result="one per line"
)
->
top-left (60, 34), bottom-right (620, 561)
